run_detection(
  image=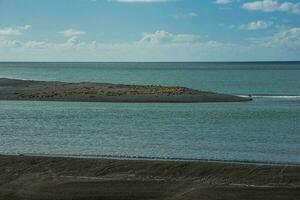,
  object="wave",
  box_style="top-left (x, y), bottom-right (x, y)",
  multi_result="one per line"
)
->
top-left (237, 95), bottom-right (300, 101)
top-left (253, 95), bottom-right (300, 100)
top-left (0, 77), bottom-right (31, 81)
top-left (6, 152), bottom-right (300, 166)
